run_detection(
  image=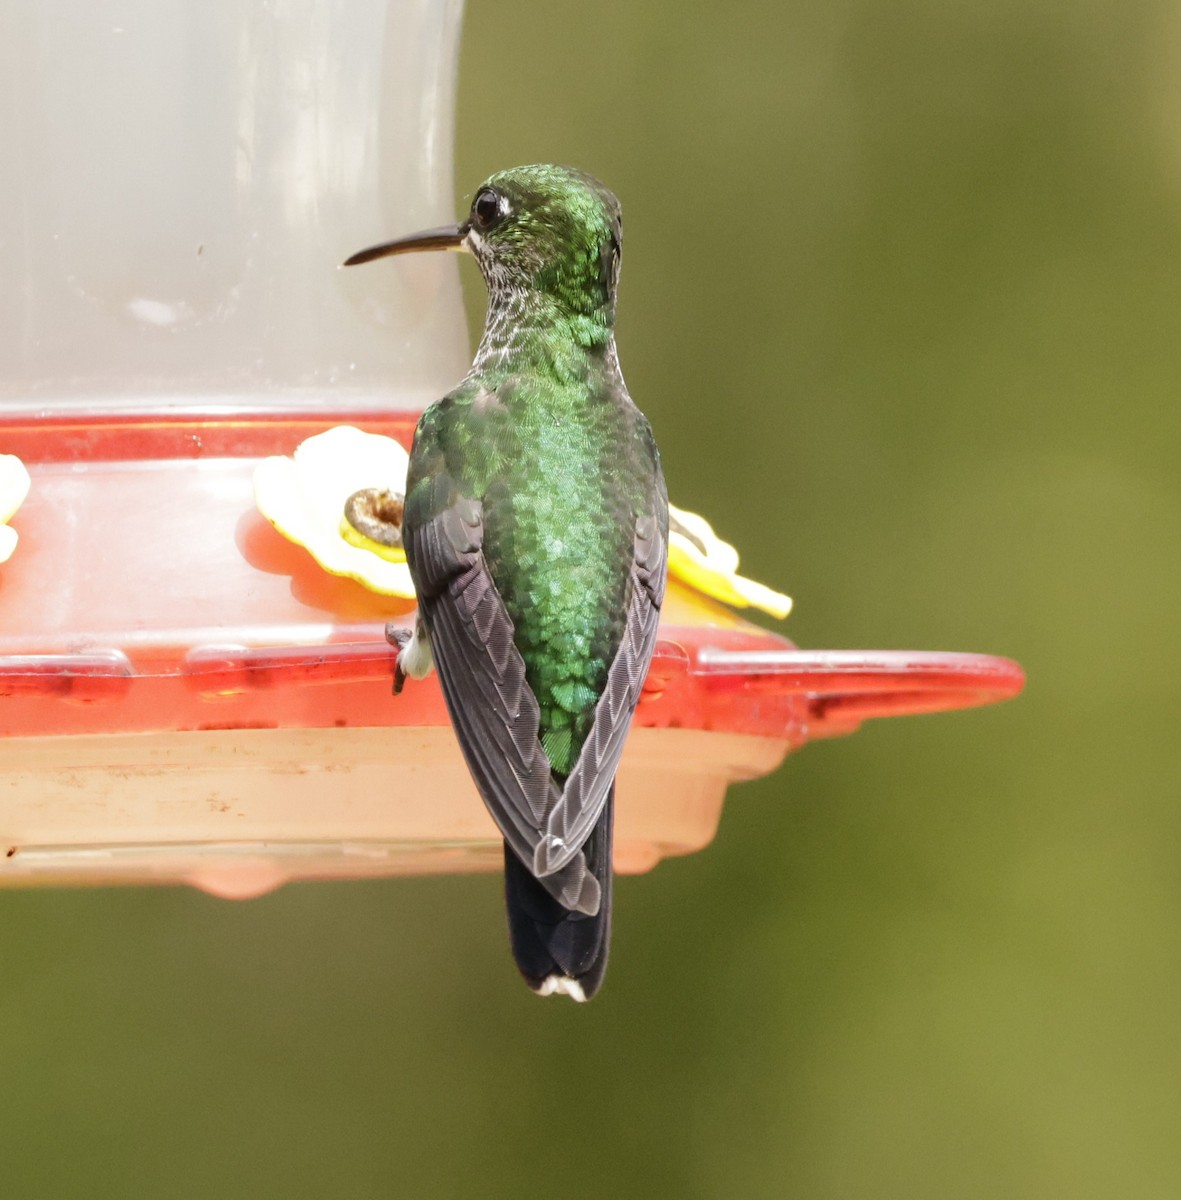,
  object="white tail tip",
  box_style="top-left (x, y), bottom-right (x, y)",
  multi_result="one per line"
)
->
top-left (535, 976), bottom-right (588, 1002)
